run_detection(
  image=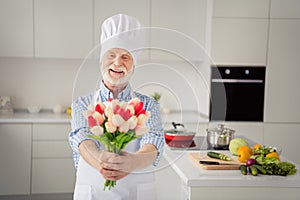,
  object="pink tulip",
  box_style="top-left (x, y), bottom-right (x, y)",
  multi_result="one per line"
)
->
top-left (128, 97), bottom-right (140, 107)
top-left (112, 114), bottom-right (125, 127)
top-left (83, 110), bottom-right (93, 119)
top-left (88, 116), bottom-right (97, 127)
top-left (119, 121), bottom-right (129, 133)
top-left (104, 107), bottom-right (113, 118)
top-left (95, 102), bottom-right (106, 114)
top-left (135, 125), bottom-right (150, 136)
top-left (93, 112), bottom-right (104, 125)
top-left (90, 125), bottom-right (104, 136)
top-left (137, 114), bottom-right (149, 126)
top-left (127, 116), bottom-right (138, 129)
top-left (105, 121), bottom-right (117, 133)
